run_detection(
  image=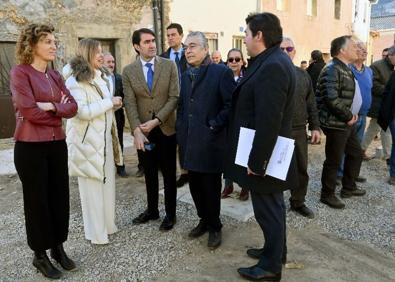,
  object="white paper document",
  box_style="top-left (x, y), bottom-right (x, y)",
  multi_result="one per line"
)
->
top-left (235, 127), bottom-right (295, 181)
